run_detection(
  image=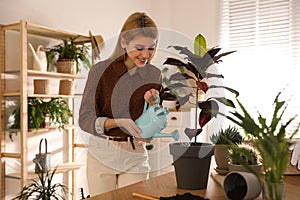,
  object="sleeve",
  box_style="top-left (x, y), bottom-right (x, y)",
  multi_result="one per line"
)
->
top-left (78, 62), bottom-right (106, 135)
